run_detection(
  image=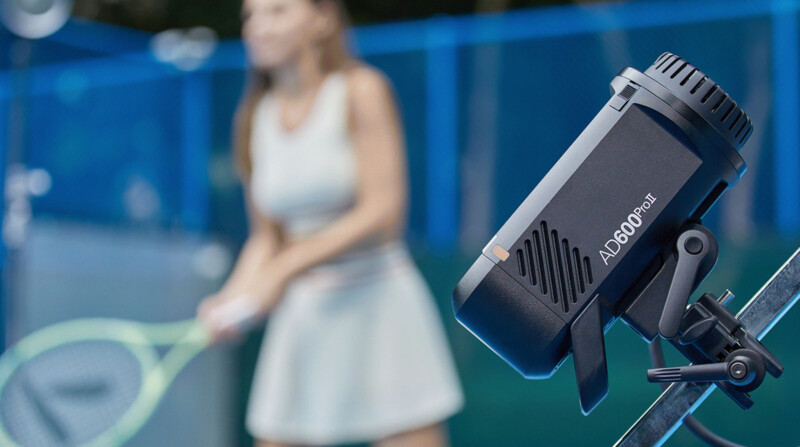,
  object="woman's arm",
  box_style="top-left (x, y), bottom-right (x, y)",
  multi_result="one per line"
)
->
top-left (214, 188), bottom-right (284, 298)
top-left (197, 187), bottom-right (283, 332)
